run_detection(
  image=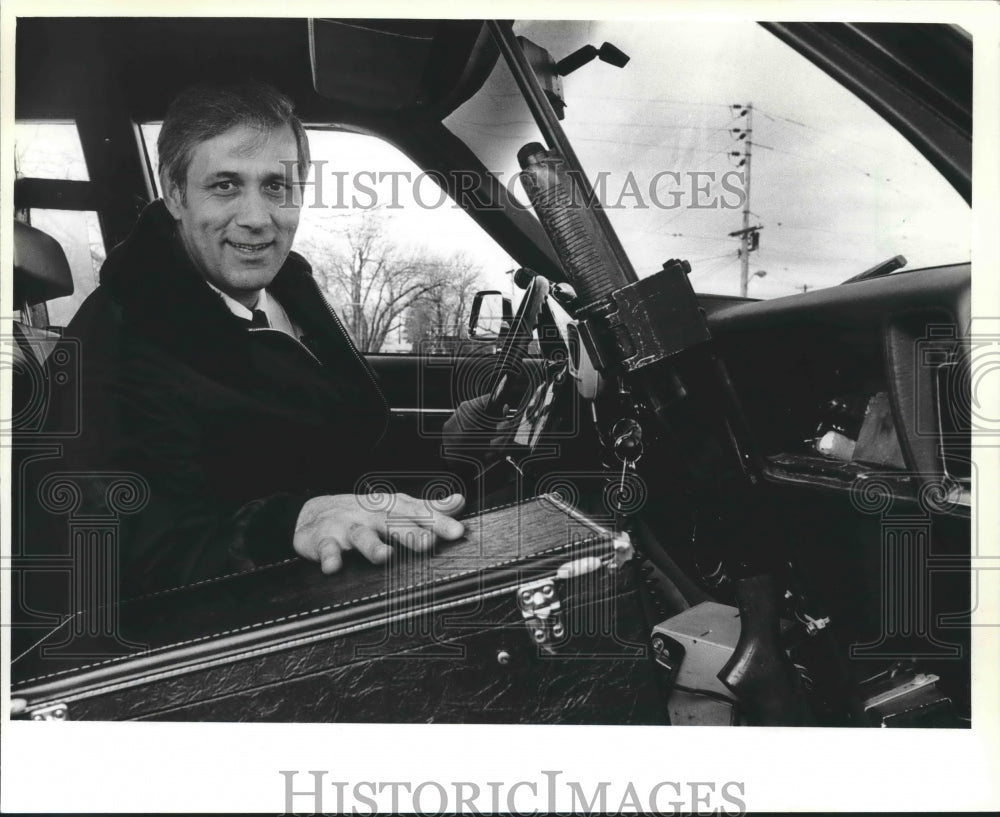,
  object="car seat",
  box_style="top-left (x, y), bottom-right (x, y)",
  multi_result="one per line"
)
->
top-left (12, 219), bottom-right (74, 426)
